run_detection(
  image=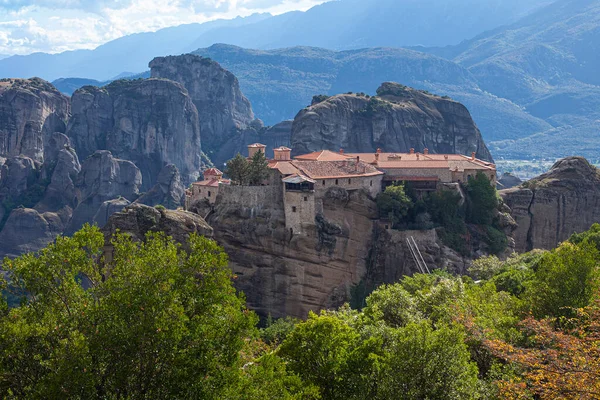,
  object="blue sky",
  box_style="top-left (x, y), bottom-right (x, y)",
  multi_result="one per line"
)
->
top-left (0, 0), bottom-right (330, 55)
